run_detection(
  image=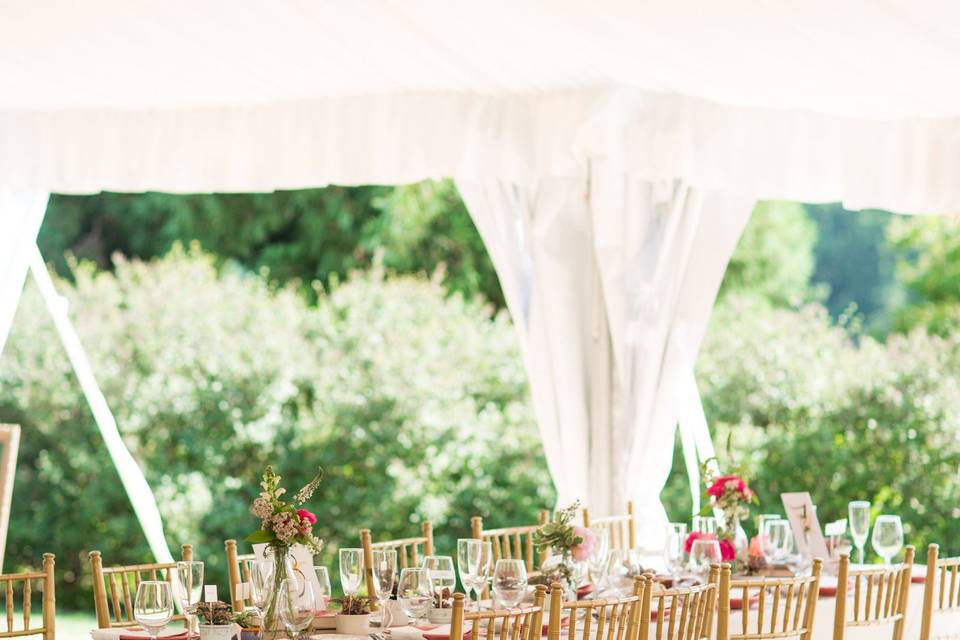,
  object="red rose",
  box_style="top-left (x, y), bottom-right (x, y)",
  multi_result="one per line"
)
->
top-left (296, 508), bottom-right (317, 525)
top-left (707, 475), bottom-right (752, 499)
top-left (718, 539), bottom-right (736, 562)
top-left (683, 530), bottom-right (718, 554)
